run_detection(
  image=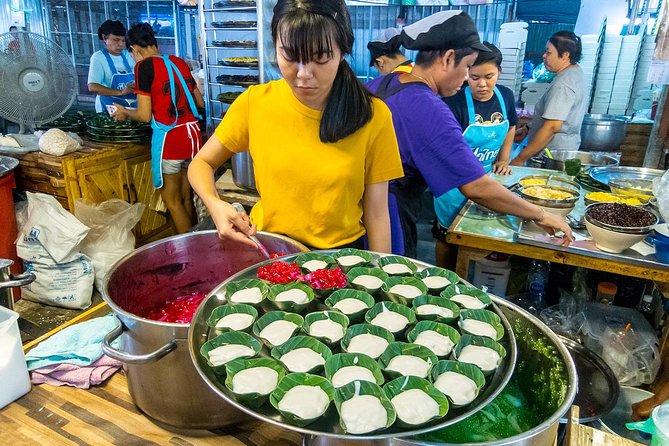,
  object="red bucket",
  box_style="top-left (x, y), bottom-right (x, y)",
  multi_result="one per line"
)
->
top-left (0, 158), bottom-right (21, 300)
